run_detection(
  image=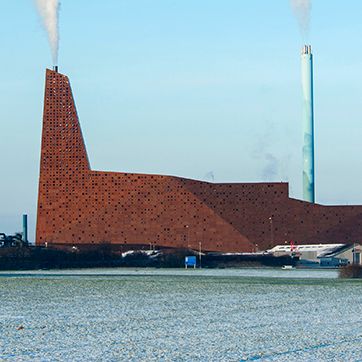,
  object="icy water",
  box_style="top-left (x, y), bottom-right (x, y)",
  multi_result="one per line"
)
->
top-left (0, 268), bottom-right (362, 361)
